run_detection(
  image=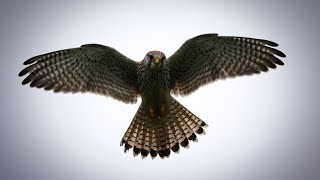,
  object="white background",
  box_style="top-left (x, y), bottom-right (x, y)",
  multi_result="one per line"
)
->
top-left (1, 0), bottom-right (319, 179)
